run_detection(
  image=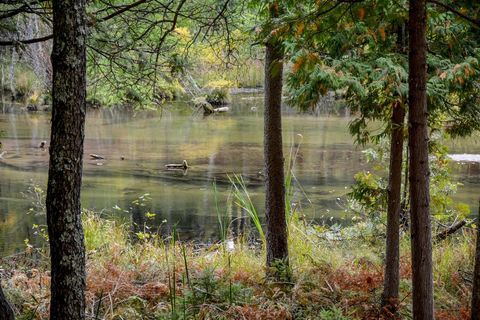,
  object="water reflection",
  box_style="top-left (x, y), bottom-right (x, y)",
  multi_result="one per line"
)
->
top-left (0, 95), bottom-right (478, 255)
